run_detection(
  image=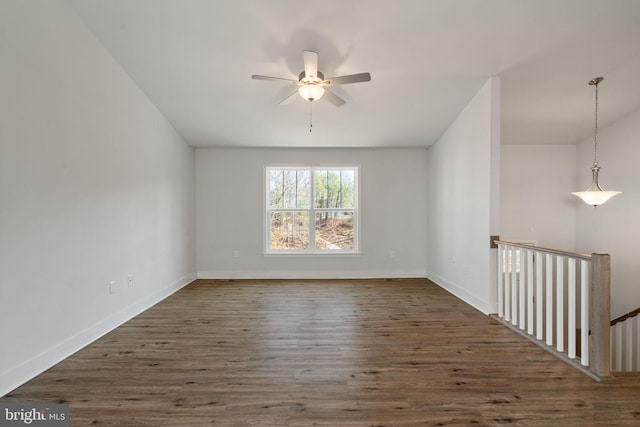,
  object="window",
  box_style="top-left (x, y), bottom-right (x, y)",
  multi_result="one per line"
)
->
top-left (265, 166), bottom-right (359, 254)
